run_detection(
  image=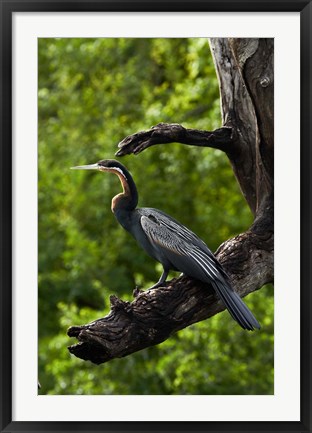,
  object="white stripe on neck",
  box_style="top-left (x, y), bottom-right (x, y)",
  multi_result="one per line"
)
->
top-left (108, 166), bottom-right (127, 179)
